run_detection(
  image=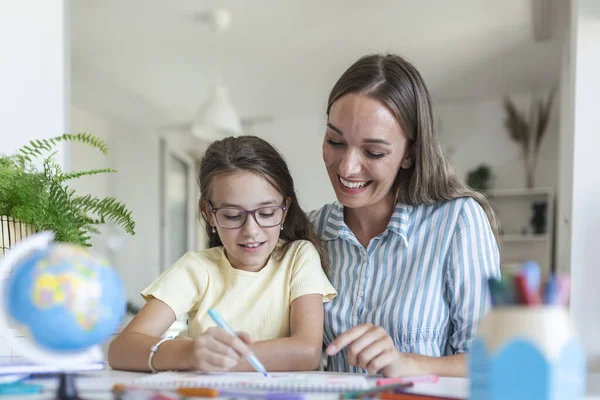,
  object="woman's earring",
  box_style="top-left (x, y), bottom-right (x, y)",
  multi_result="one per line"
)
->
top-left (280, 225), bottom-right (284, 231)
top-left (211, 226), bottom-right (216, 233)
